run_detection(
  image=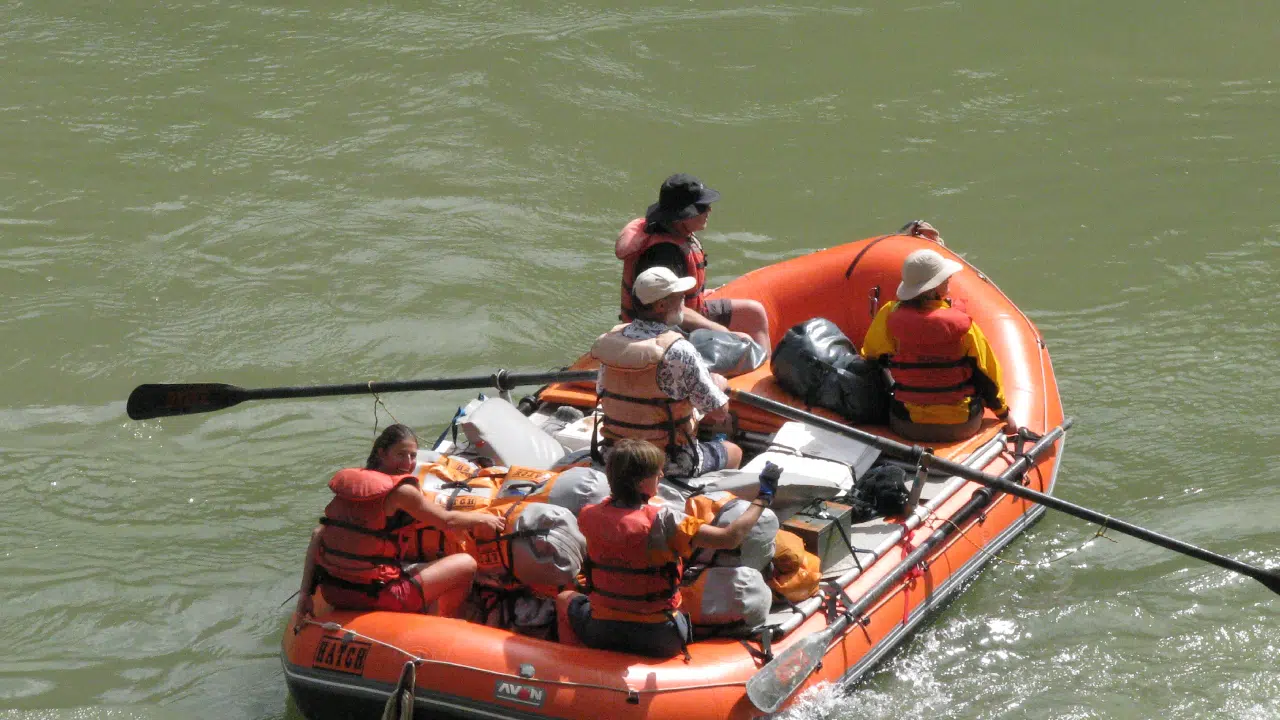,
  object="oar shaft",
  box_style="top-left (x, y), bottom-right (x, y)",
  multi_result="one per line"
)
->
top-left (732, 390), bottom-right (1280, 591)
top-left (244, 369), bottom-right (596, 401)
